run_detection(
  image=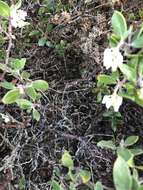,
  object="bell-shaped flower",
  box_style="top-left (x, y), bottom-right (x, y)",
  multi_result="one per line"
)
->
top-left (10, 9), bottom-right (28, 28)
top-left (103, 47), bottom-right (123, 71)
top-left (102, 93), bottom-right (123, 112)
